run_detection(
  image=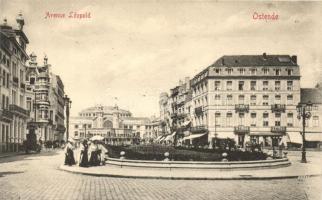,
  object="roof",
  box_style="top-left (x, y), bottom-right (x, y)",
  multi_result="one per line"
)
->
top-left (212, 54), bottom-right (298, 67)
top-left (79, 106), bottom-right (131, 115)
top-left (300, 88), bottom-right (322, 104)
